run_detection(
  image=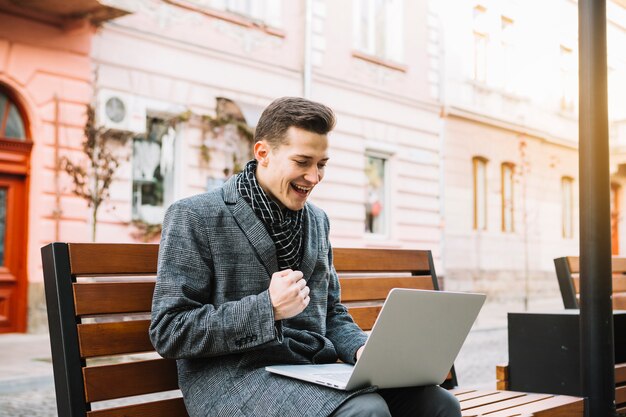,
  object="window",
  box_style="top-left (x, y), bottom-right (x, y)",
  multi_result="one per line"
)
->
top-left (561, 176), bottom-right (574, 238)
top-left (473, 157), bottom-right (488, 230)
top-left (0, 90), bottom-right (26, 140)
top-left (472, 5), bottom-right (488, 82)
top-left (501, 16), bottom-right (516, 92)
top-left (501, 162), bottom-right (514, 232)
top-left (186, 0), bottom-right (281, 27)
top-left (353, 0), bottom-right (404, 62)
top-left (132, 118), bottom-right (176, 224)
top-left (560, 45), bottom-right (576, 111)
top-left (365, 154), bottom-right (387, 235)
